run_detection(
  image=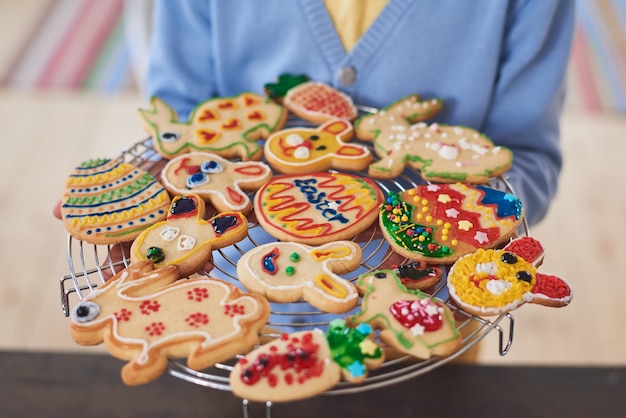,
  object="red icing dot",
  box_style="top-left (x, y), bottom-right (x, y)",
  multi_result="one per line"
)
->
top-left (139, 300), bottom-right (161, 315)
top-left (187, 287), bottom-right (209, 302)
